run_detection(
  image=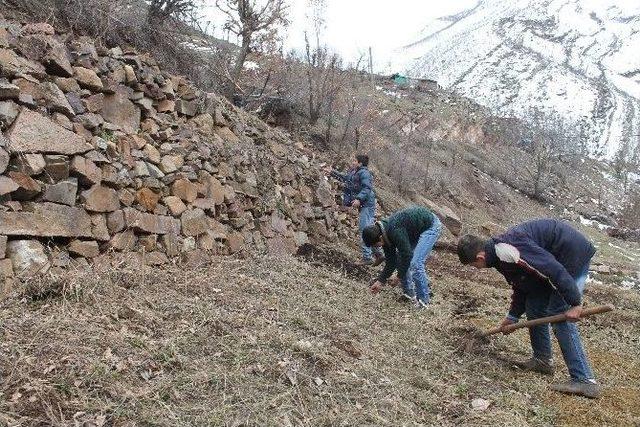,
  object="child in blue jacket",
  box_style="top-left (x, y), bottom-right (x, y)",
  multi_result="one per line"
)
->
top-left (327, 154), bottom-right (384, 265)
top-left (457, 219), bottom-right (601, 398)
